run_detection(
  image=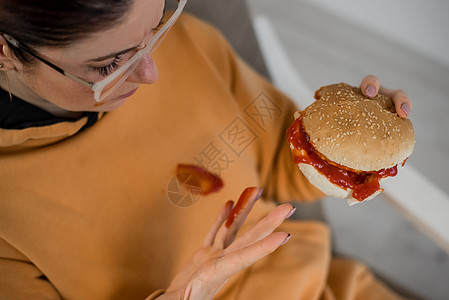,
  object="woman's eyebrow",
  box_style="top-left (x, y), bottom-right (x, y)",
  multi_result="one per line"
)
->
top-left (86, 46), bottom-right (138, 63)
top-left (86, 2), bottom-right (167, 64)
